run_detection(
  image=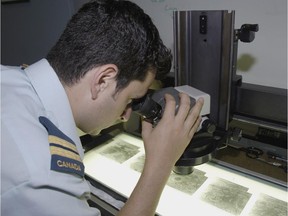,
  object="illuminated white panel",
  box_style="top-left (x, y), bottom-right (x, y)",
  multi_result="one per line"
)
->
top-left (84, 132), bottom-right (287, 216)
